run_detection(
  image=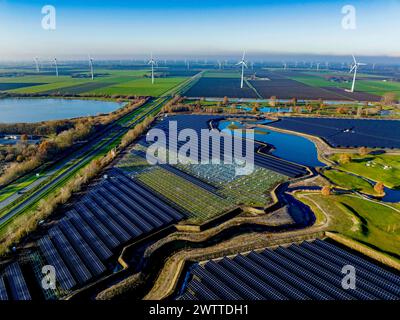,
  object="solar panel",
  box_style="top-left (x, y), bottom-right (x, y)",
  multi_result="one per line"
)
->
top-left (115, 174), bottom-right (183, 221)
top-left (234, 254), bottom-right (308, 300)
top-left (204, 260), bottom-right (265, 300)
top-left (103, 182), bottom-right (163, 228)
top-left (81, 200), bottom-right (131, 242)
top-left (0, 276), bottom-right (8, 300)
top-left (73, 203), bottom-right (121, 247)
top-left (98, 186), bottom-right (156, 231)
top-left (38, 236), bottom-right (77, 291)
top-left (248, 251), bottom-right (331, 300)
top-left (58, 219), bottom-right (106, 276)
top-left (108, 178), bottom-right (174, 224)
top-left (89, 191), bottom-right (143, 237)
top-left (288, 244), bottom-right (398, 299)
top-left (186, 278), bottom-right (221, 300)
top-left (219, 257), bottom-right (288, 300)
top-left (5, 263), bottom-right (31, 300)
top-left (192, 266), bottom-right (242, 300)
top-left (66, 210), bottom-right (113, 259)
top-left (48, 226), bottom-right (92, 284)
